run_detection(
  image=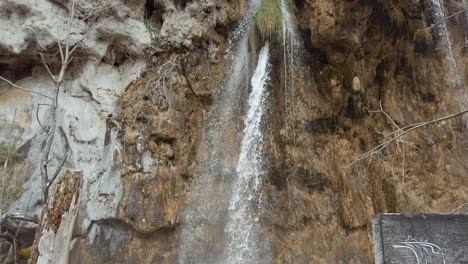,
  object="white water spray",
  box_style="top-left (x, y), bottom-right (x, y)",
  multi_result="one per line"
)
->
top-left (224, 42), bottom-right (272, 264)
top-left (428, 0), bottom-right (461, 88)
